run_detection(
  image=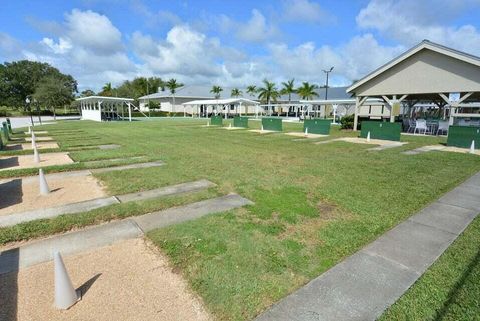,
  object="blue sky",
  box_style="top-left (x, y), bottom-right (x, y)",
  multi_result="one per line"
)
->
top-left (1, 0), bottom-right (480, 91)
